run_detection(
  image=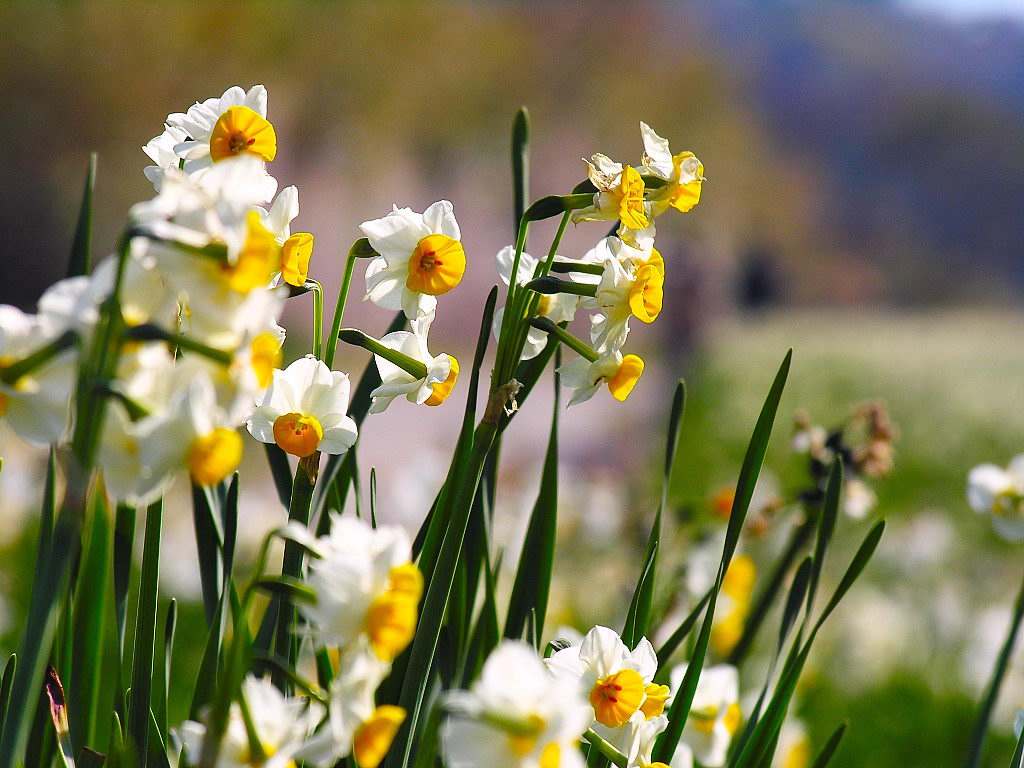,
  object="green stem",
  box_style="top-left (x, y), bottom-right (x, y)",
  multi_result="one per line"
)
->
top-left (583, 729), bottom-right (628, 768)
top-left (964, 565), bottom-right (1024, 768)
top-left (323, 240), bottom-right (366, 369)
top-left (310, 280), bottom-right (324, 359)
top-left (523, 276), bottom-right (597, 298)
top-left (338, 329), bottom-right (428, 380)
top-left (528, 318), bottom-right (597, 362)
top-left (509, 213), bottom-right (571, 365)
top-left (549, 260), bottom-right (604, 276)
top-left (123, 325), bottom-right (232, 365)
top-left (273, 454), bottom-right (320, 689)
top-left (0, 331), bottom-right (78, 386)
